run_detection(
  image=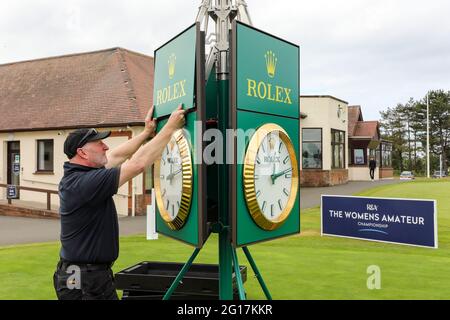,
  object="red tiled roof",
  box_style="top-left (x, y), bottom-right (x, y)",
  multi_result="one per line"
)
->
top-left (348, 105), bottom-right (380, 139)
top-left (0, 47), bottom-right (153, 132)
top-left (348, 105), bottom-right (363, 136)
top-left (353, 121), bottom-right (380, 139)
